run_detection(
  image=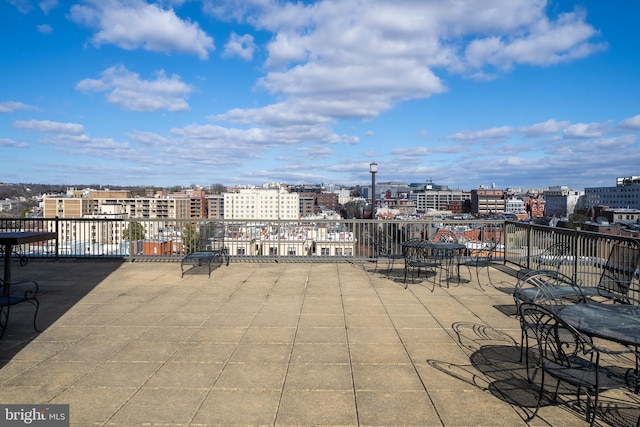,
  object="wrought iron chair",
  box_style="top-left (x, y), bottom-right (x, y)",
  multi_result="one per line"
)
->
top-left (520, 302), bottom-right (635, 427)
top-left (181, 222), bottom-right (229, 277)
top-left (533, 242), bottom-right (572, 271)
top-left (403, 239), bottom-right (443, 289)
top-left (577, 240), bottom-right (640, 305)
top-left (513, 270), bottom-right (587, 381)
top-left (373, 233), bottom-right (405, 277)
top-left (0, 278), bottom-right (40, 339)
top-left (455, 240), bottom-right (498, 290)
